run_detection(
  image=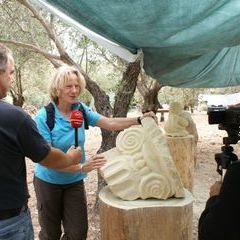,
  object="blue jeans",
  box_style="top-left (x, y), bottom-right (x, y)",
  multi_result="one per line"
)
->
top-left (0, 207), bottom-right (34, 240)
